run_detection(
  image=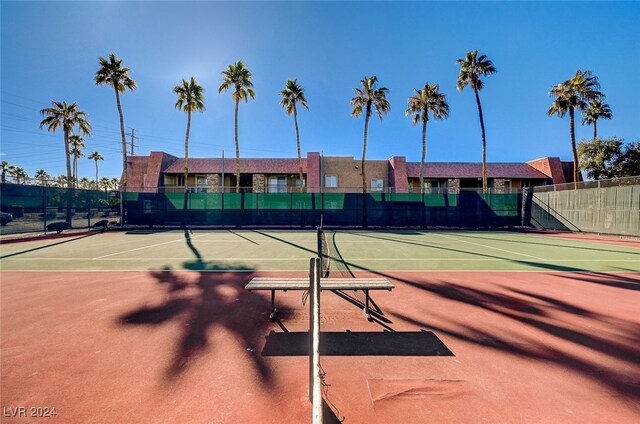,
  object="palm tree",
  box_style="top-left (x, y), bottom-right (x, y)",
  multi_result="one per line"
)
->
top-left (79, 177), bottom-right (90, 189)
top-left (34, 169), bottom-right (50, 186)
top-left (456, 50), bottom-right (497, 193)
top-left (548, 69), bottom-right (603, 184)
top-left (88, 151), bottom-right (104, 189)
top-left (351, 76), bottom-right (391, 193)
top-left (280, 79), bottom-right (309, 192)
top-left (56, 175), bottom-right (70, 188)
top-left (218, 60), bottom-right (255, 192)
top-left (110, 177), bottom-right (120, 191)
top-left (174, 77), bottom-right (206, 192)
top-left (582, 98), bottom-right (612, 141)
top-left (68, 135), bottom-right (85, 187)
top-left (406, 83), bottom-right (450, 194)
top-left (94, 54), bottom-right (136, 192)
top-left (1, 161), bottom-right (15, 183)
top-left (11, 166), bottom-right (28, 184)
top-left (39, 101), bottom-right (92, 187)
top-left (100, 177), bottom-right (111, 192)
